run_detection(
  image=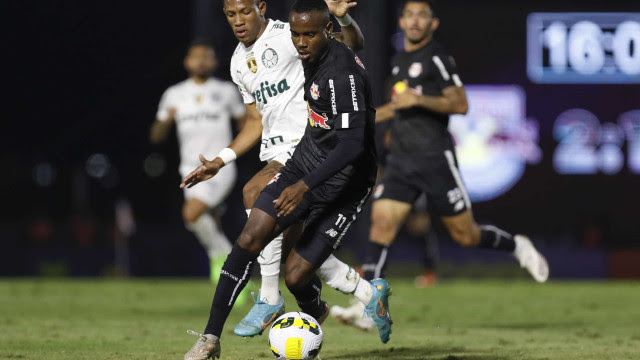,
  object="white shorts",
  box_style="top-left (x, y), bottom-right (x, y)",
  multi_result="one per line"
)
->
top-left (261, 142), bottom-right (298, 165)
top-left (180, 163), bottom-right (237, 208)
